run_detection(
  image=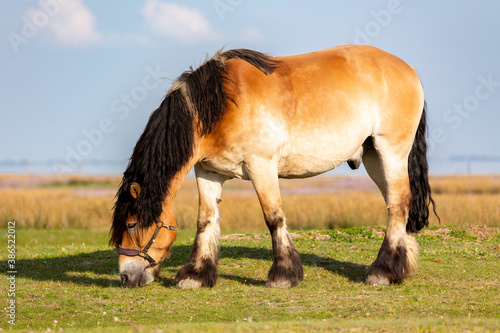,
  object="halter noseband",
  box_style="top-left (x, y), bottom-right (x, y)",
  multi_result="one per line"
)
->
top-left (118, 220), bottom-right (178, 269)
